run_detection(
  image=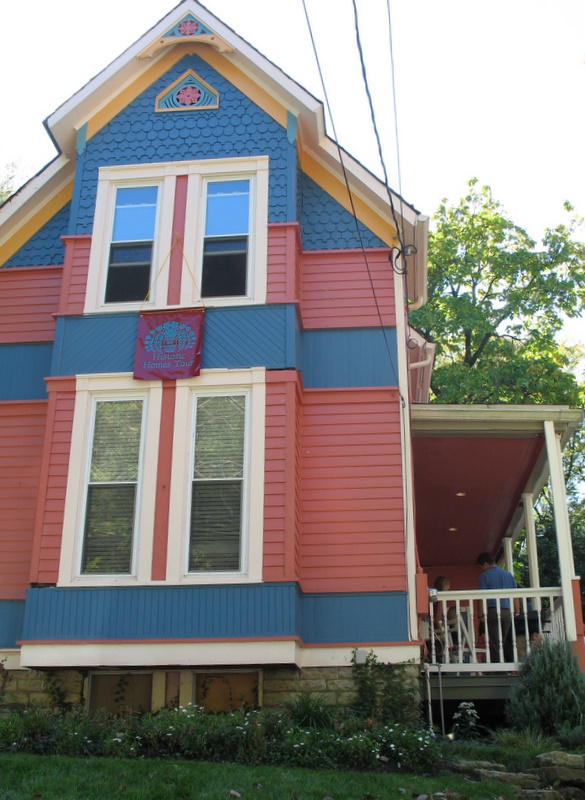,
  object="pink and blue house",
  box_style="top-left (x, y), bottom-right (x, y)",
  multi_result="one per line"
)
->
top-left (0, 1), bottom-right (582, 711)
